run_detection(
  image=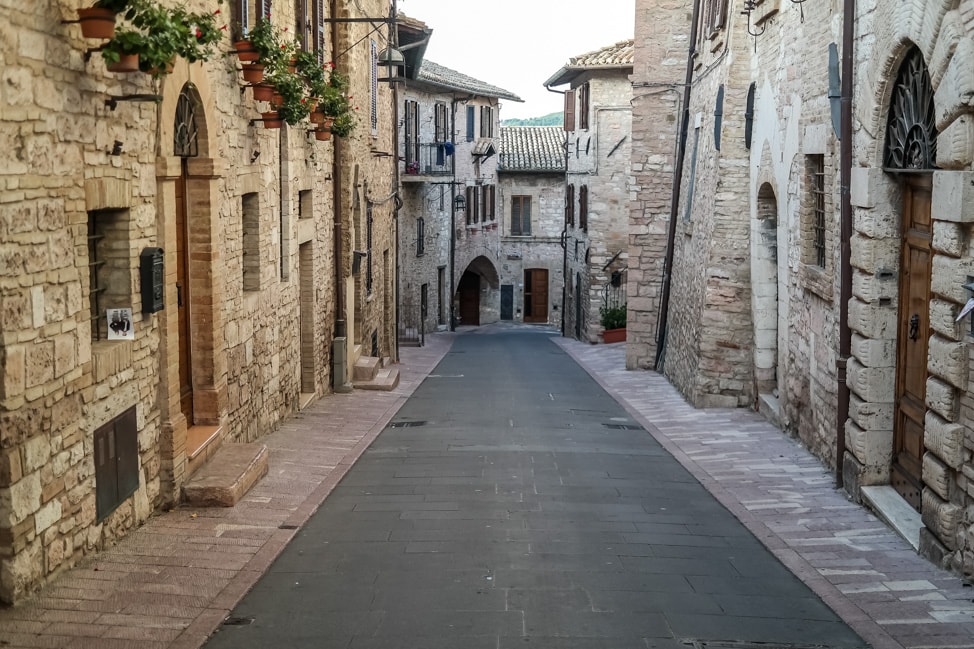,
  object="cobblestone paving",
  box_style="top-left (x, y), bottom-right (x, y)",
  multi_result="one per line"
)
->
top-left (554, 336), bottom-right (974, 649)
